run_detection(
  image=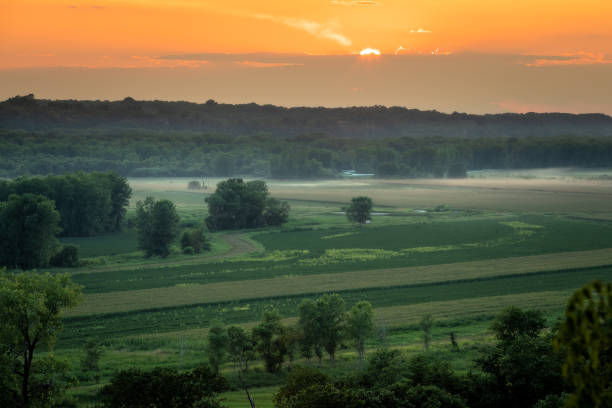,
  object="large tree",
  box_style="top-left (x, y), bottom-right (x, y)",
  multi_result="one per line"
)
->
top-left (0, 270), bottom-right (82, 408)
top-left (135, 197), bottom-right (180, 257)
top-left (205, 179), bottom-right (289, 231)
top-left (344, 196), bottom-right (373, 225)
top-left (0, 194), bottom-right (60, 270)
top-left (347, 301), bottom-right (374, 362)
